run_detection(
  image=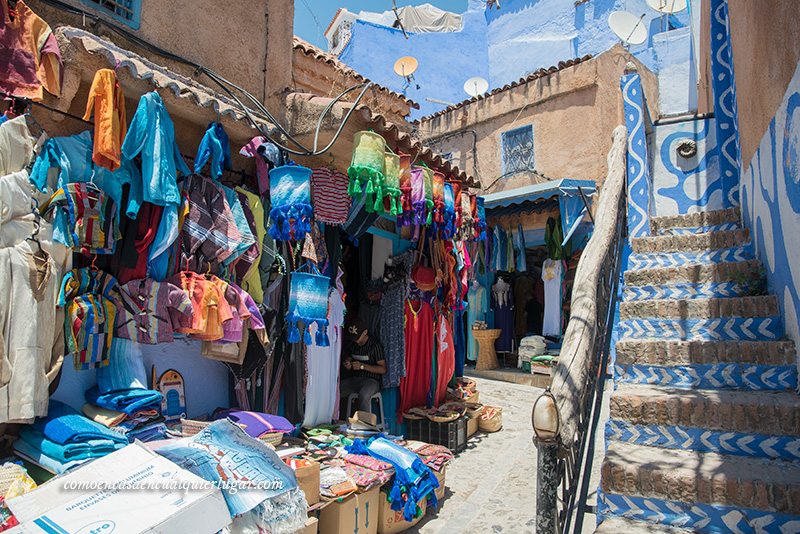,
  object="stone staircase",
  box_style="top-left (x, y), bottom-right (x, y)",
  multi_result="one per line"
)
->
top-left (595, 208), bottom-right (800, 533)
